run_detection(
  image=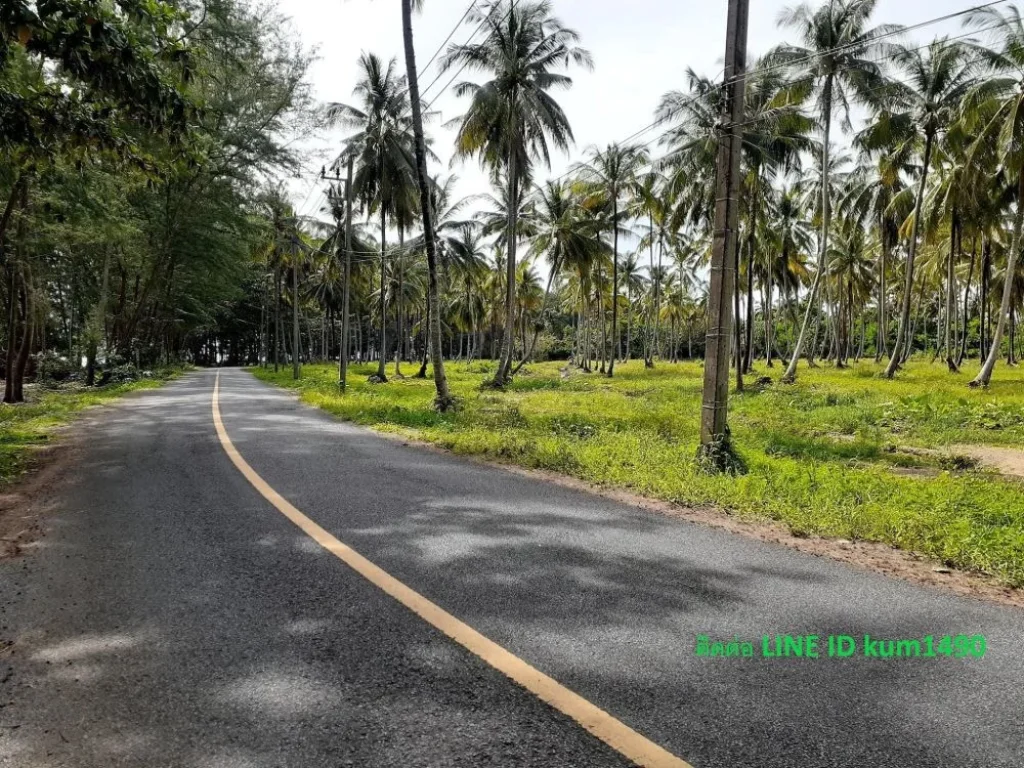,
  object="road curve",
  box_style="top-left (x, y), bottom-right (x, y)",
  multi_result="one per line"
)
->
top-left (1, 368), bottom-right (1022, 768)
